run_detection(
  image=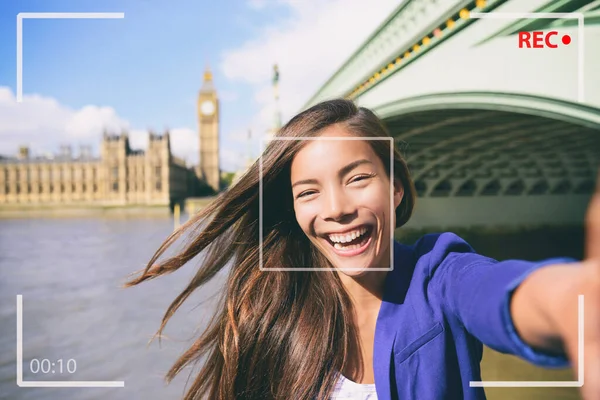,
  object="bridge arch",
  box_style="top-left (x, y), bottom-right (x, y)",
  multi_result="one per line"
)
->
top-left (375, 92), bottom-right (599, 228)
top-left (375, 92), bottom-right (600, 129)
